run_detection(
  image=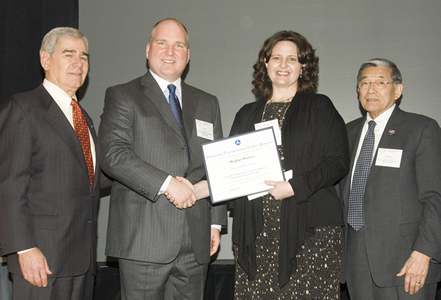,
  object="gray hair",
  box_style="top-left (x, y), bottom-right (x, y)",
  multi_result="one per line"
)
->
top-left (40, 27), bottom-right (88, 56)
top-left (357, 58), bottom-right (402, 85)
